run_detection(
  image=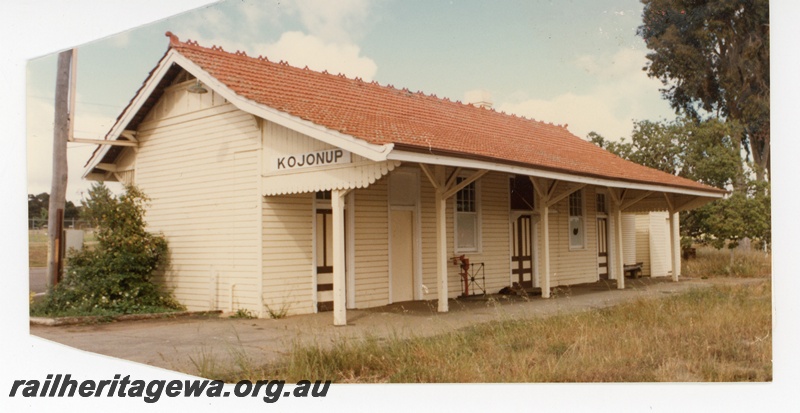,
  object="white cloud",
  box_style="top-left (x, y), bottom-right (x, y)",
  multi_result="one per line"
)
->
top-left (173, 1), bottom-right (378, 80)
top-left (497, 48), bottom-right (674, 141)
top-left (282, 0), bottom-right (372, 43)
top-left (256, 31), bottom-right (377, 80)
top-left (498, 93), bottom-right (622, 139)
